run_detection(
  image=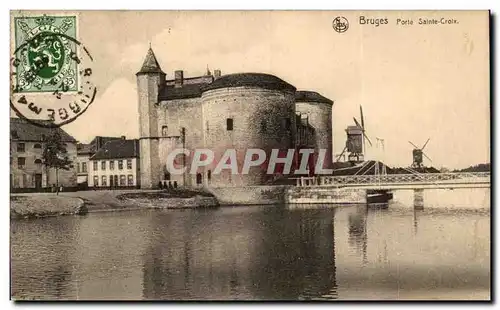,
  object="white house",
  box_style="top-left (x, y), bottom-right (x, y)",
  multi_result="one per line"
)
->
top-left (89, 138), bottom-right (141, 188)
